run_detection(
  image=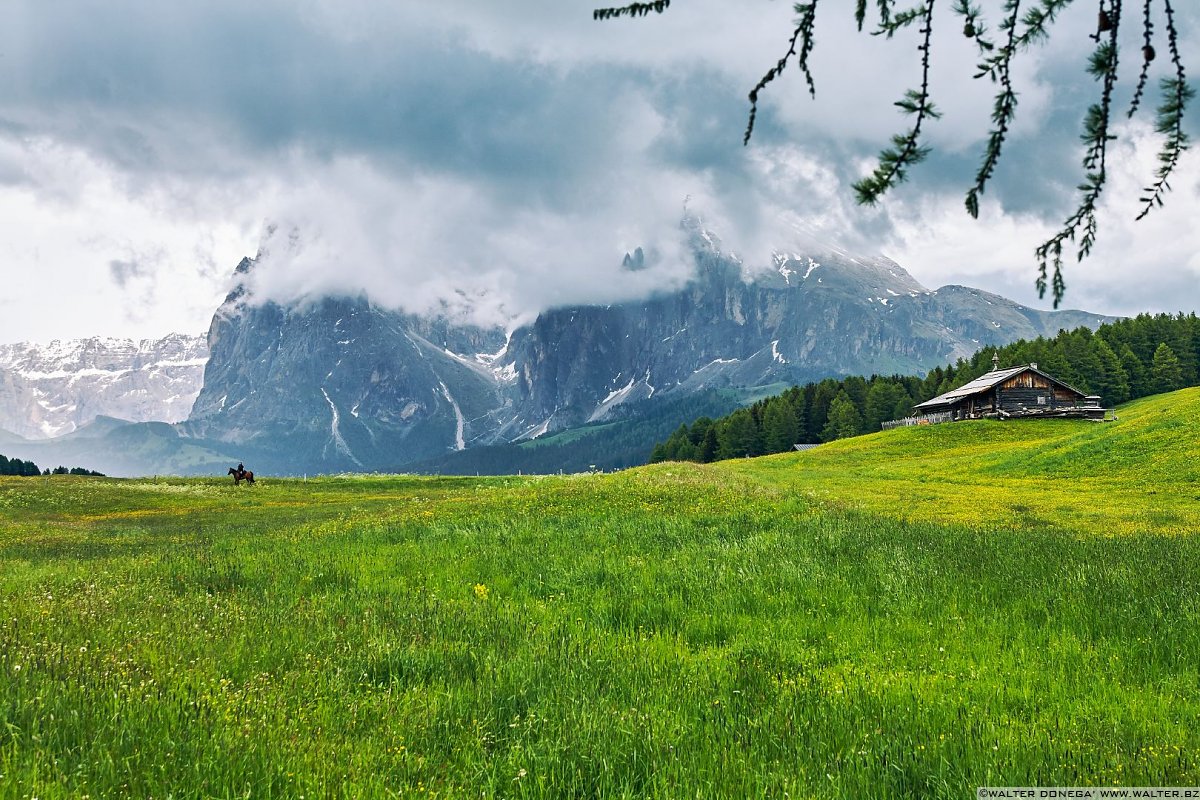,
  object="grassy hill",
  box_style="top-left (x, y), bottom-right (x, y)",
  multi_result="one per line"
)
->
top-left (716, 387), bottom-right (1200, 535)
top-left (1, 390), bottom-right (1198, 796)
